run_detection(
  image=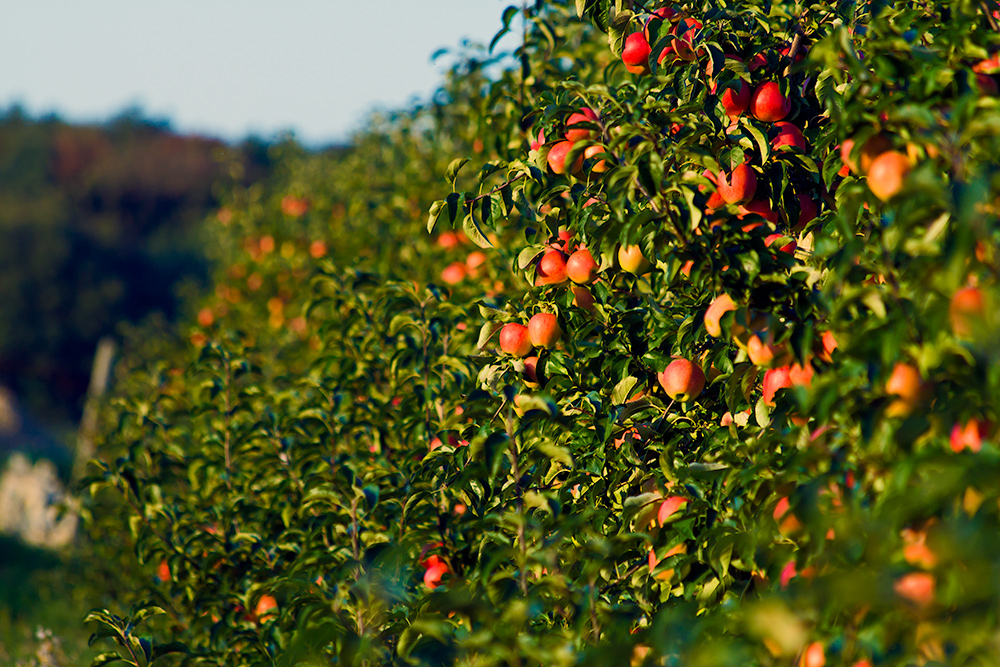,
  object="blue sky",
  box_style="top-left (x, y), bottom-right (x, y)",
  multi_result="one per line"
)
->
top-left (1, 1), bottom-right (517, 145)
